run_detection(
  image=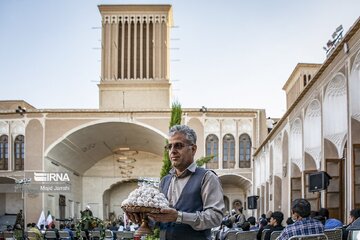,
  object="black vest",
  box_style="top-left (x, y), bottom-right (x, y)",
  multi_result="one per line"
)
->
top-left (159, 167), bottom-right (211, 240)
